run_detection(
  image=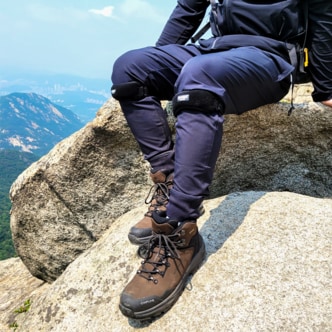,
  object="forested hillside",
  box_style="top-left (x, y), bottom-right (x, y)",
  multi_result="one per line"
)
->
top-left (0, 150), bottom-right (39, 259)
